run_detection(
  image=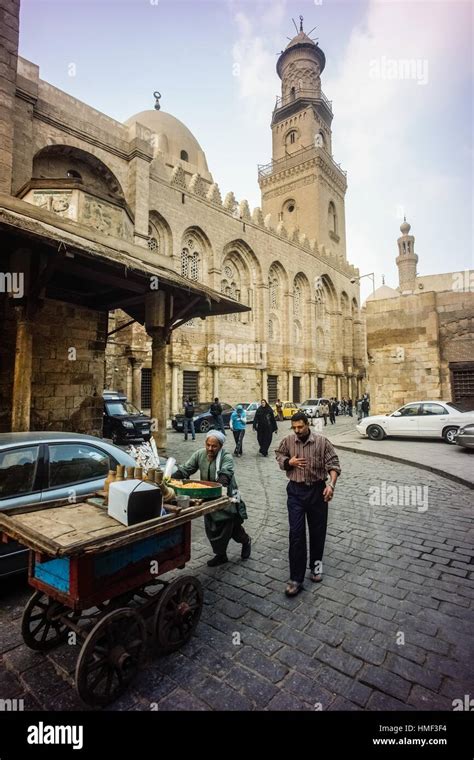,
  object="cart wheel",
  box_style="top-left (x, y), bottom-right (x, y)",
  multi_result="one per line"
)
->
top-left (153, 576), bottom-right (203, 654)
top-left (21, 591), bottom-right (70, 651)
top-left (75, 608), bottom-right (146, 707)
